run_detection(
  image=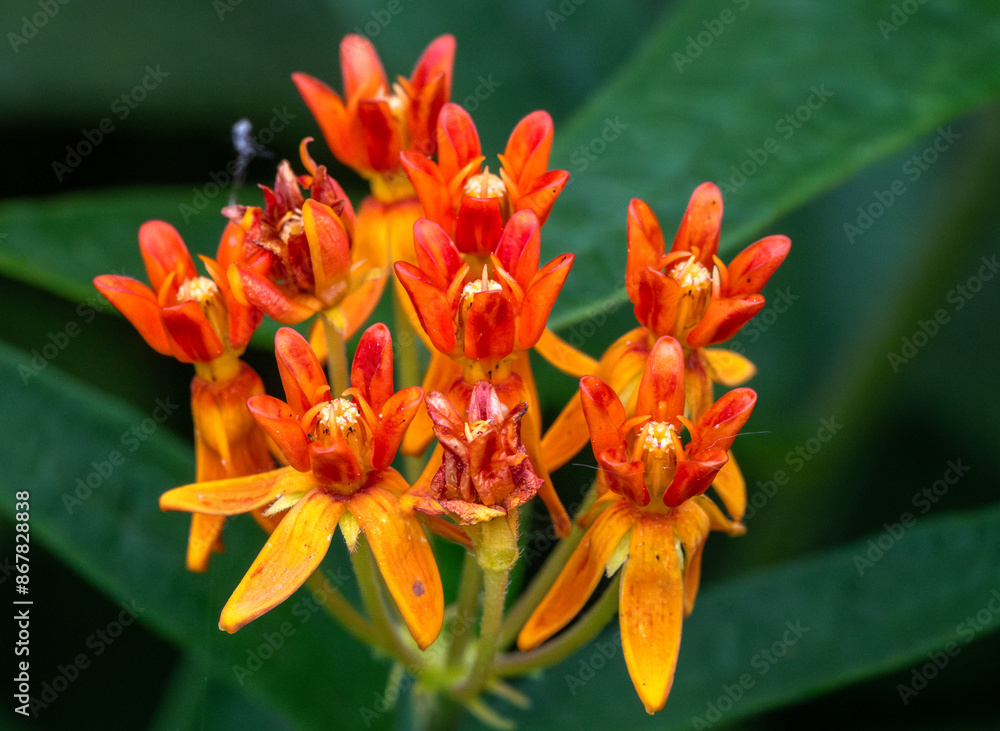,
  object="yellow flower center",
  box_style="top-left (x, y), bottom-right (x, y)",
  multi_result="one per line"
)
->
top-left (463, 168), bottom-right (507, 200)
top-left (668, 256), bottom-right (713, 338)
top-left (636, 420), bottom-right (681, 506)
top-left (315, 398), bottom-right (360, 441)
top-left (176, 276), bottom-right (219, 304)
